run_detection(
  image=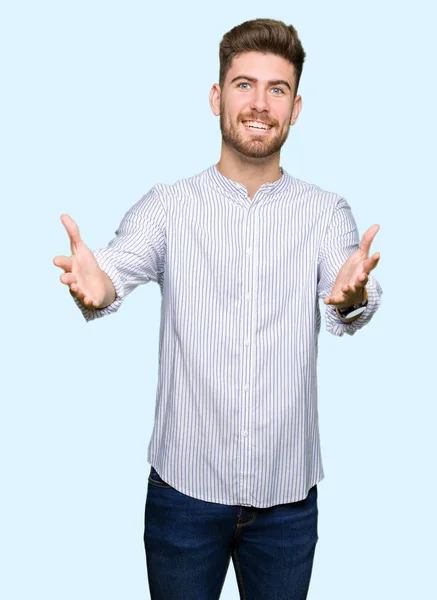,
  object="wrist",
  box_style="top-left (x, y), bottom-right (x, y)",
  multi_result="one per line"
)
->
top-left (100, 271), bottom-right (117, 308)
top-left (335, 286), bottom-right (368, 322)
